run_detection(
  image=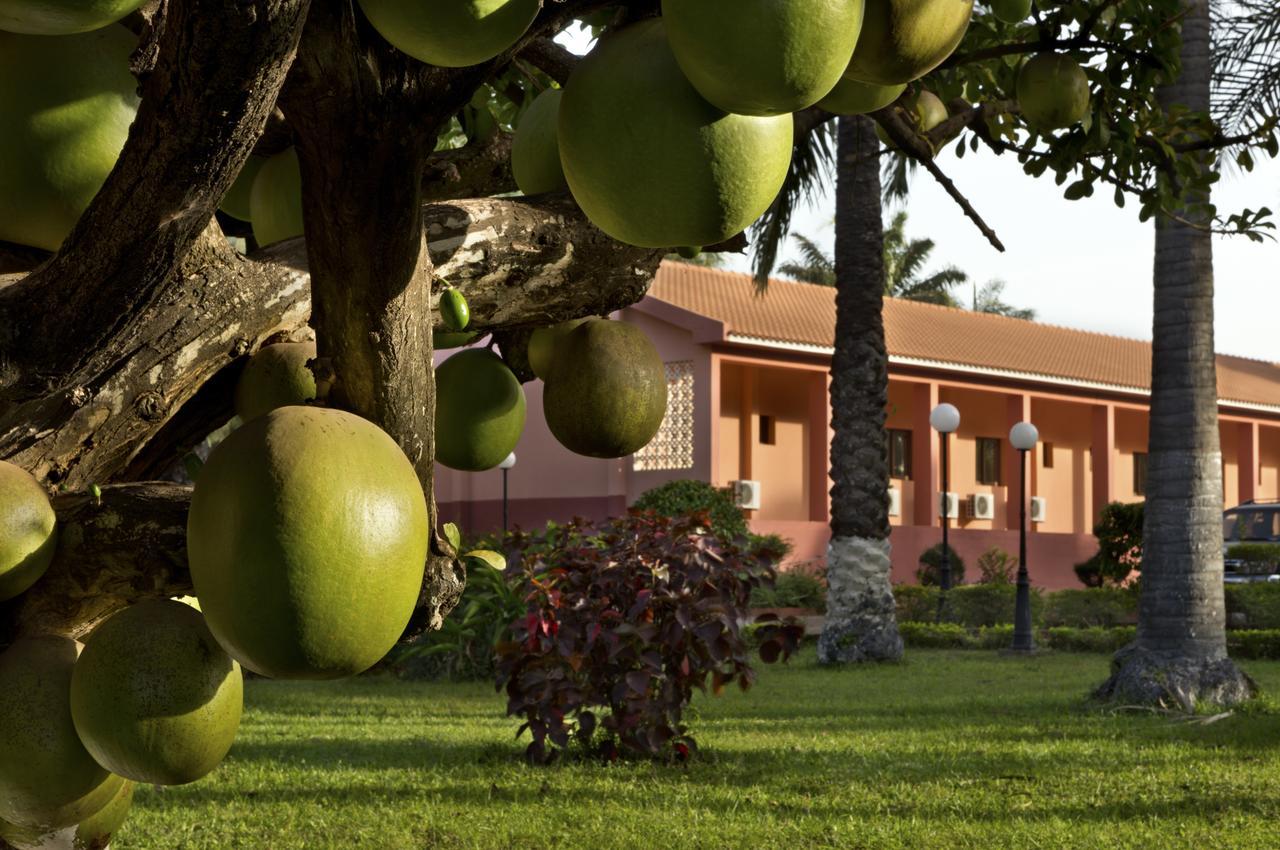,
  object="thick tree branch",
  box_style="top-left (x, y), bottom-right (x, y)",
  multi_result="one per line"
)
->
top-left (519, 37), bottom-right (580, 85)
top-left (422, 133), bottom-right (517, 202)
